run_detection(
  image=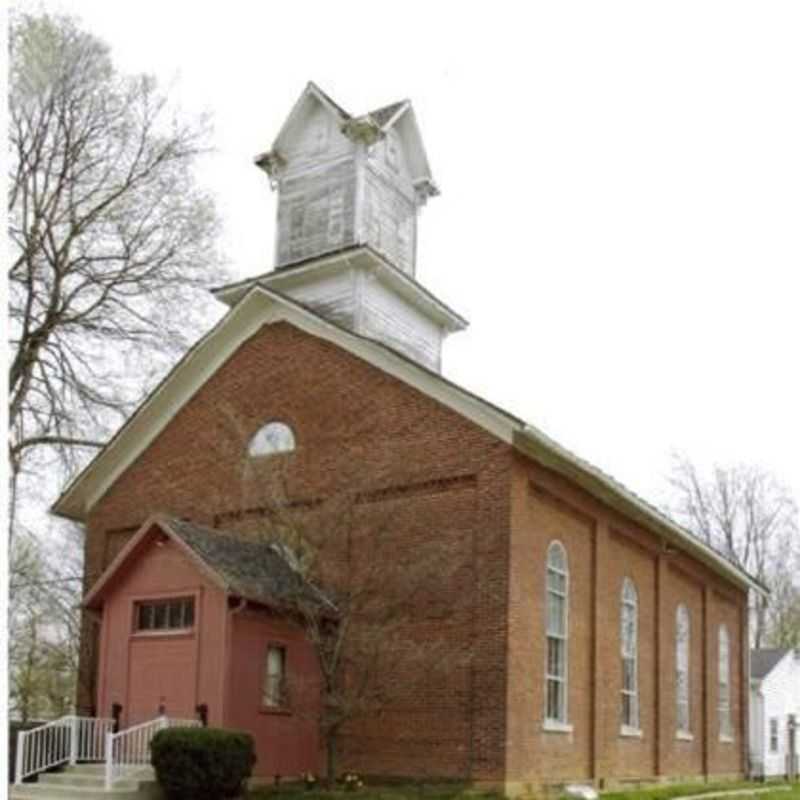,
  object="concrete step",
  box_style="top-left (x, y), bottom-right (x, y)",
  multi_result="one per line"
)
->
top-left (61, 765), bottom-right (107, 775)
top-left (10, 787), bottom-right (144, 800)
top-left (62, 765), bottom-right (155, 780)
top-left (10, 767), bottom-right (158, 800)
top-left (39, 773), bottom-right (140, 791)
